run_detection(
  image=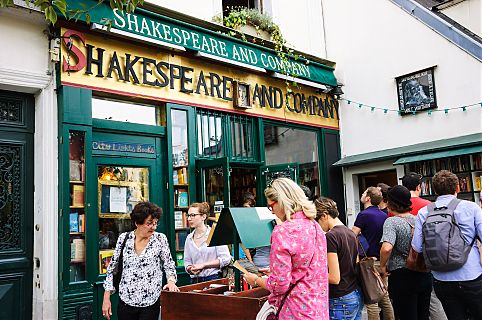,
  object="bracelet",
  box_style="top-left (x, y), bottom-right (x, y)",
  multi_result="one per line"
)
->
top-left (254, 276), bottom-right (259, 287)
